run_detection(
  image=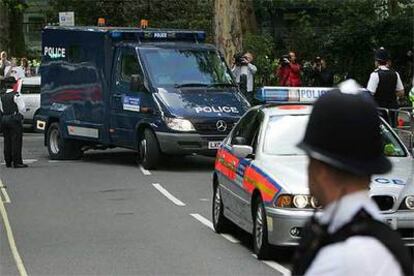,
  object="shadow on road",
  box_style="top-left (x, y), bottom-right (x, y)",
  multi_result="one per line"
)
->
top-left (81, 150), bottom-right (215, 171)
